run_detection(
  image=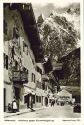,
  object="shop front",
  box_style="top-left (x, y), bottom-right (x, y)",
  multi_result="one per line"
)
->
top-left (35, 88), bottom-right (49, 108)
top-left (35, 88), bottom-right (42, 108)
top-left (24, 82), bottom-right (36, 109)
top-left (13, 83), bottom-right (24, 110)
